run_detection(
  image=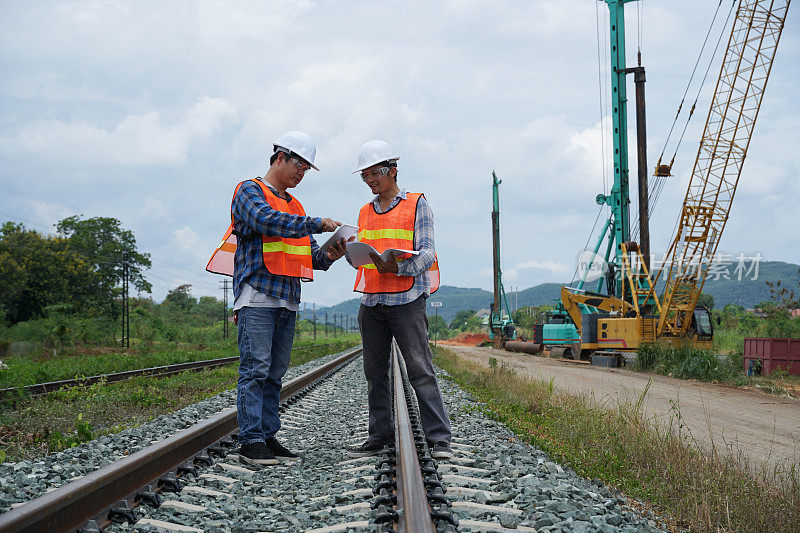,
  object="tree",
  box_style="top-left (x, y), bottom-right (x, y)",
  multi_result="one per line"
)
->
top-left (428, 314), bottom-right (448, 338)
top-left (0, 249), bottom-right (25, 324)
top-left (56, 216), bottom-right (152, 315)
top-left (763, 275), bottom-right (800, 338)
top-left (449, 309), bottom-right (476, 331)
top-left (0, 222), bottom-right (94, 323)
top-left (164, 284), bottom-right (196, 313)
top-left (463, 313), bottom-right (486, 332)
top-left (197, 296), bottom-right (225, 325)
top-left (697, 292), bottom-right (715, 310)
